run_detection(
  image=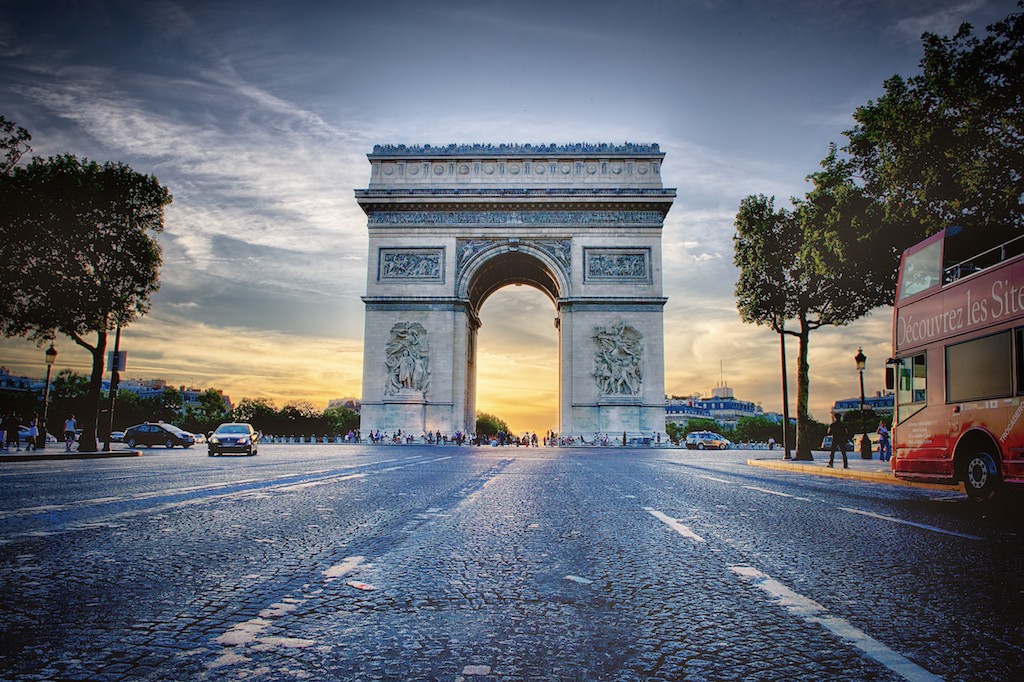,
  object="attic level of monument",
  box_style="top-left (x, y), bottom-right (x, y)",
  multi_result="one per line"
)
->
top-left (364, 144), bottom-right (667, 193)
